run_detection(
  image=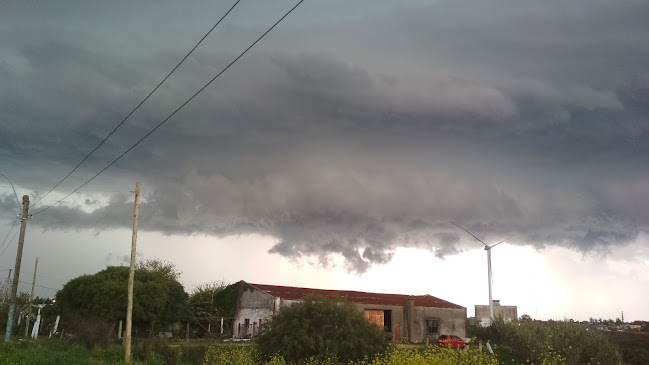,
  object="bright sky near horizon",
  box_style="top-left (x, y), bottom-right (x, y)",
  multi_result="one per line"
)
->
top-left (1, 0), bottom-right (648, 322)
